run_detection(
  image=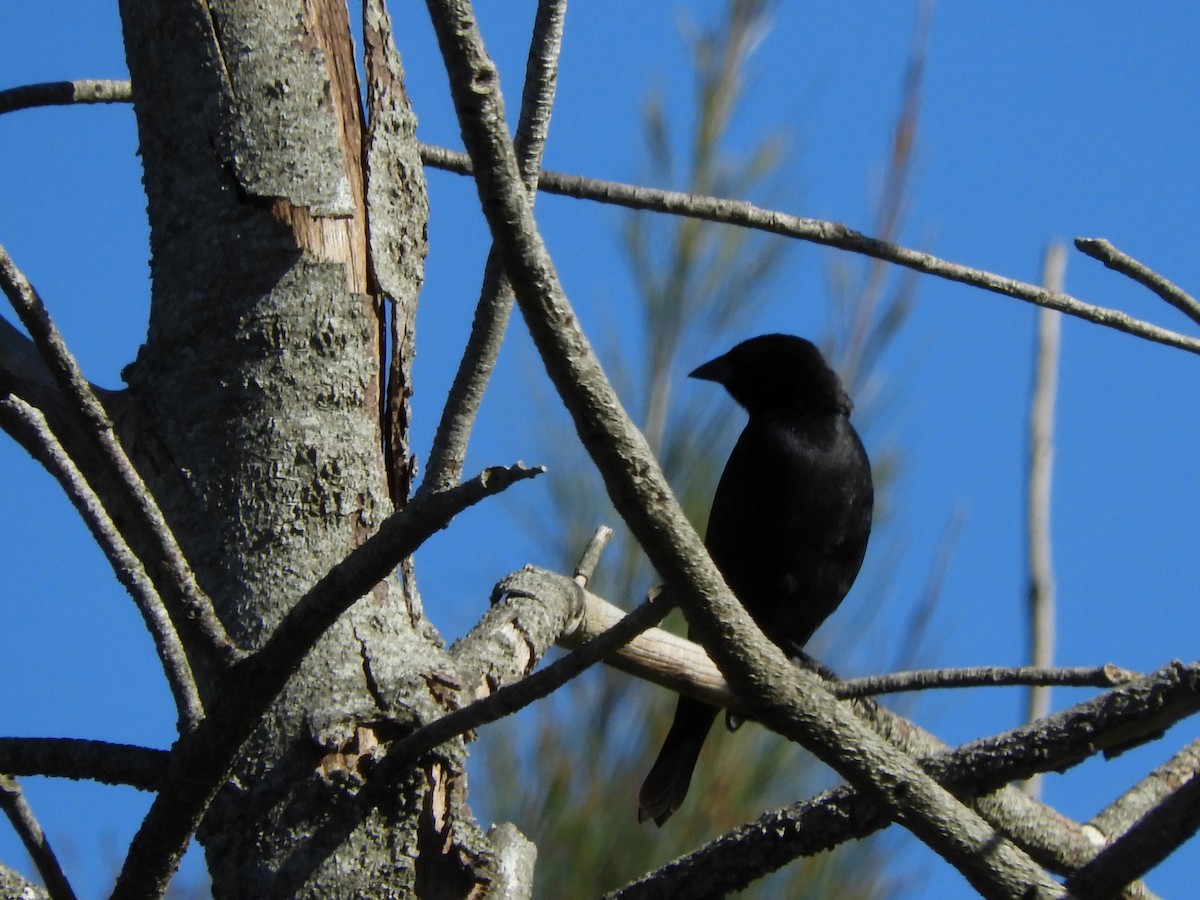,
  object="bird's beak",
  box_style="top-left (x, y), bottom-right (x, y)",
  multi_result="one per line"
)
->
top-left (688, 354), bottom-right (731, 384)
